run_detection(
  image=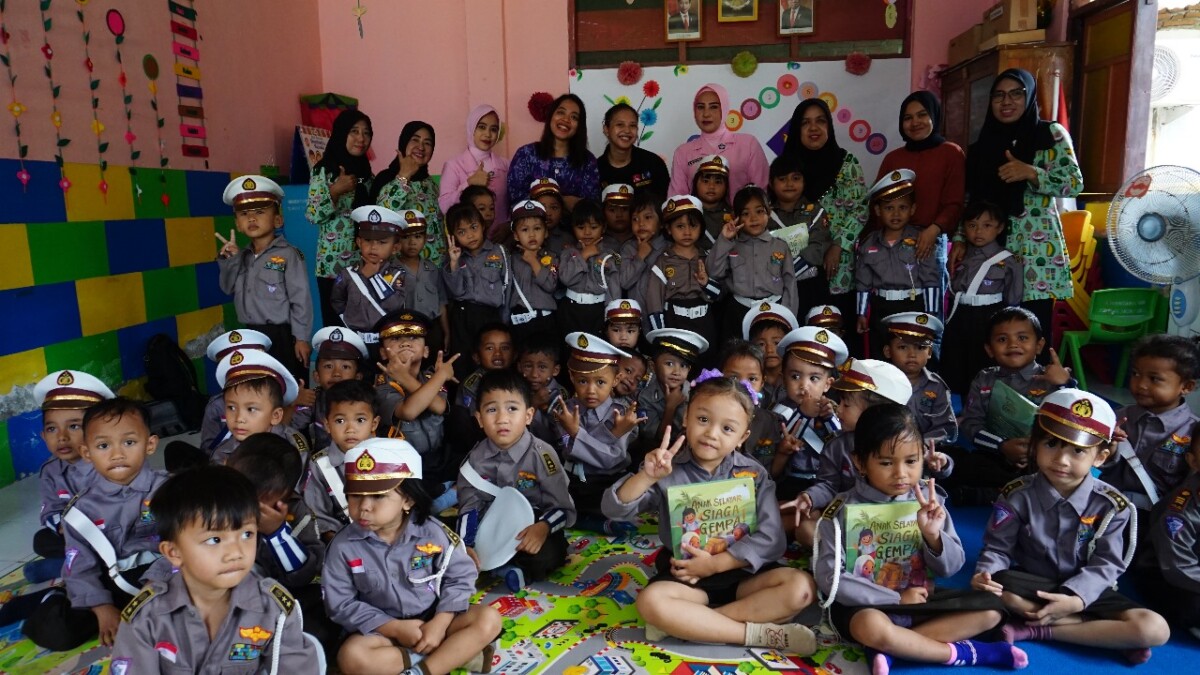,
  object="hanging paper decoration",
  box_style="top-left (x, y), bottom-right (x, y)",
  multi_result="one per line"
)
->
top-left (75, 0), bottom-right (109, 197)
top-left (144, 53), bottom-right (170, 207)
top-left (168, 0), bottom-right (207, 165)
top-left (0, 0), bottom-right (30, 189)
top-left (106, 9), bottom-right (138, 168)
top-left (353, 0), bottom-right (366, 38)
top-left (39, 0), bottom-right (71, 197)
top-left (884, 0), bottom-right (898, 29)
